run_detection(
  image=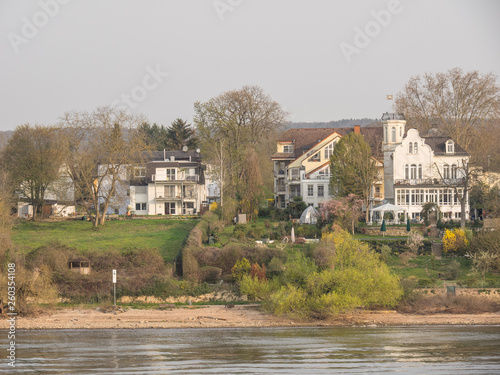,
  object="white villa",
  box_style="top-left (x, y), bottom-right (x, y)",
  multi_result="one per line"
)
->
top-left (273, 113), bottom-right (470, 222)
